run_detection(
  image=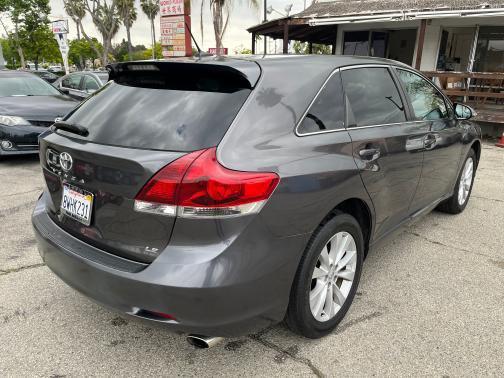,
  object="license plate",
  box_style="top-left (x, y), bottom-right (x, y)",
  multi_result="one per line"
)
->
top-left (61, 184), bottom-right (93, 226)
